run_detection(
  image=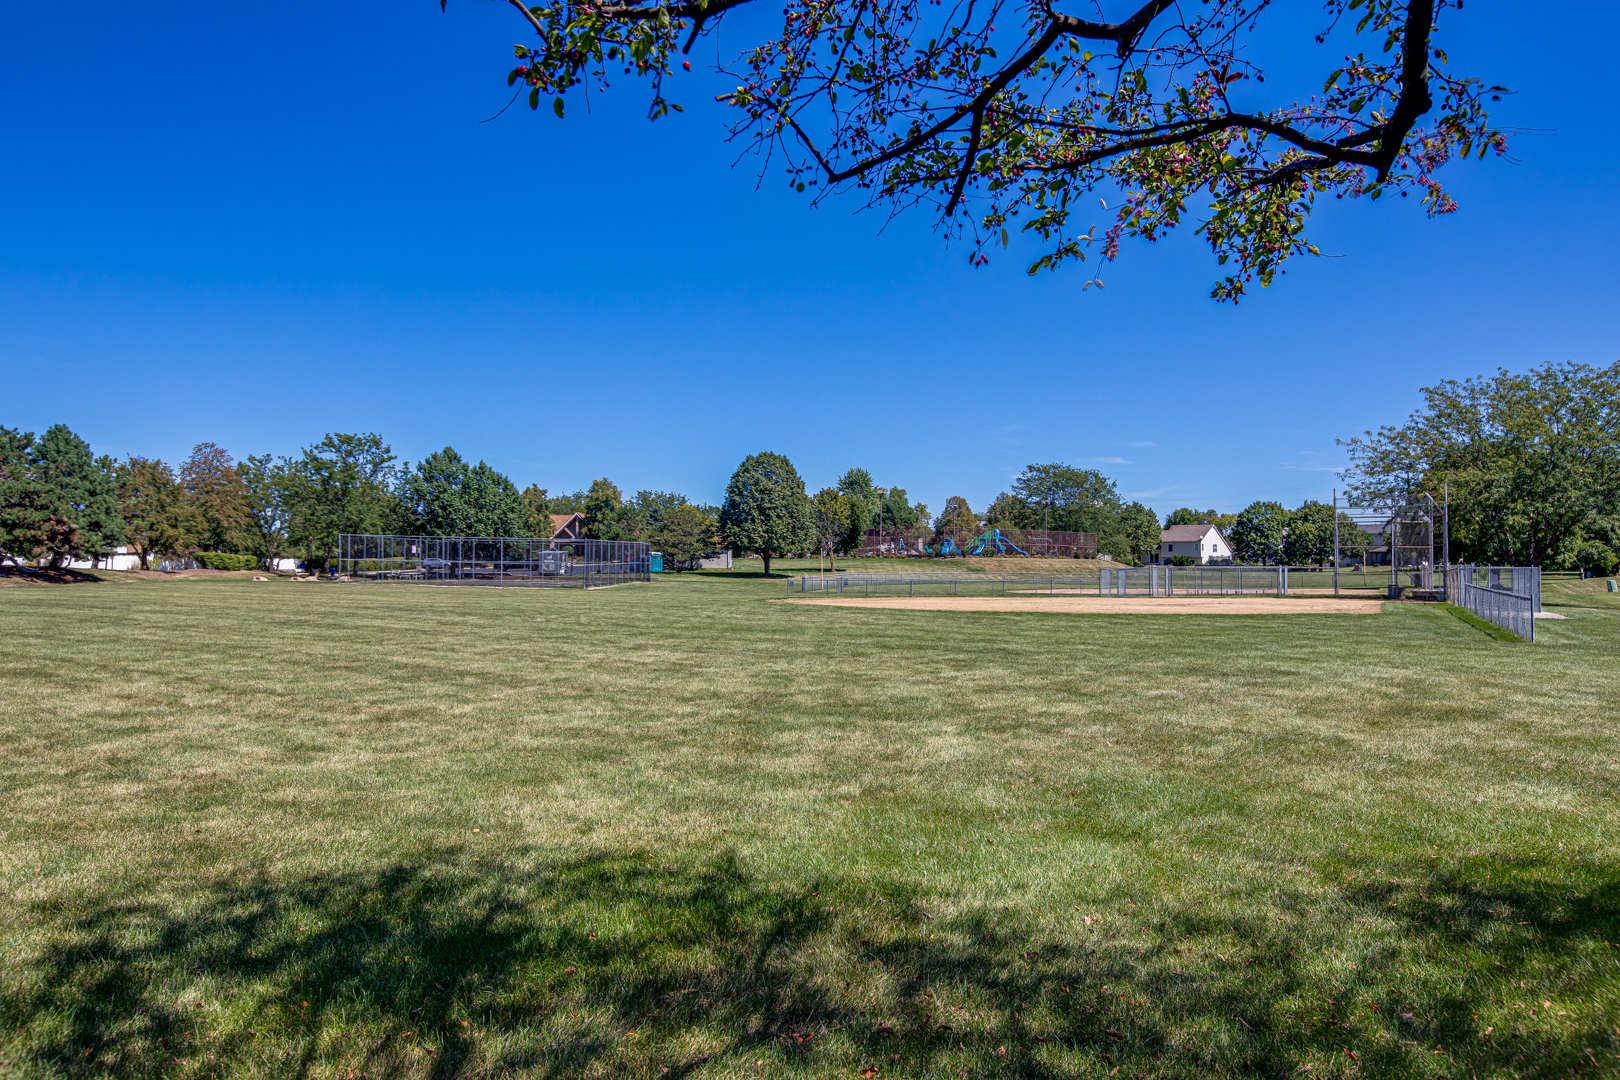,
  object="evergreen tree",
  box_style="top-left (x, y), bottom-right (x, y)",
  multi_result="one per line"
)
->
top-left (0, 427), bottom-right (65, 568)
top-left (33, 424), bottom-right (123, 565)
